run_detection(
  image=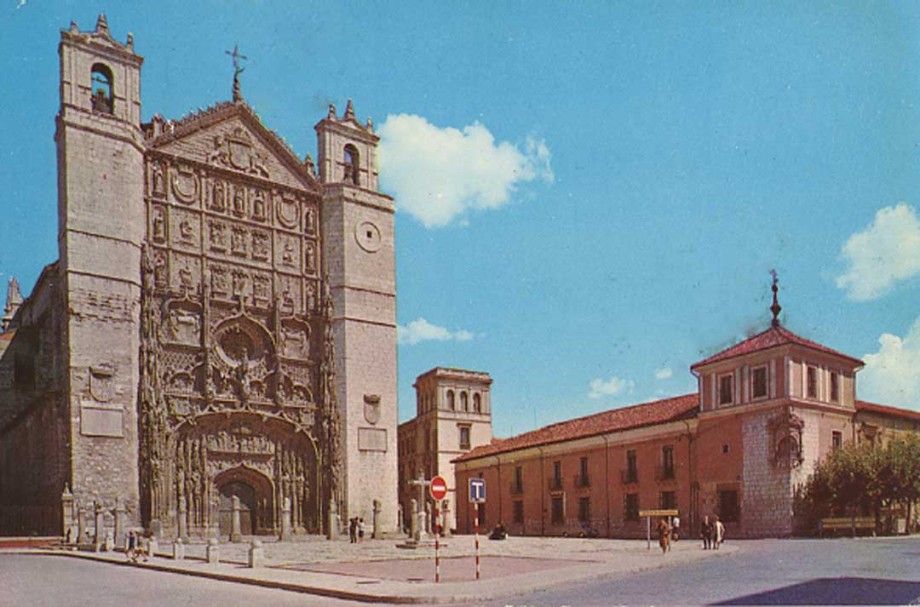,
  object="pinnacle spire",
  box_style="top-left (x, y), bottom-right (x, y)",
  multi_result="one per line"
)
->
top-left (344, 99), bottom-right (355, 120)
top-left (95, 14), bottom-right (109, 35)
top-left (770, 270), bottom-right (782, 328)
